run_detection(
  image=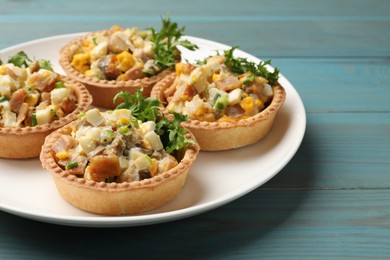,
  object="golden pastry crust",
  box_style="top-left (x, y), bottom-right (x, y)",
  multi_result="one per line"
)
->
top-left (0, 76), bottom-right (92, 159)
top-left (59, 30), bottom-right (173, 108)
top-left (151, 73), bottom-right (286, 151)
top-left (40, 121), bottom-right (200, 216)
